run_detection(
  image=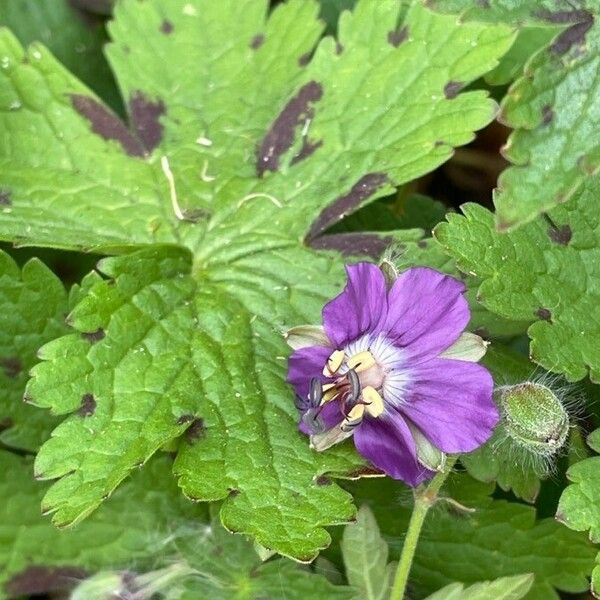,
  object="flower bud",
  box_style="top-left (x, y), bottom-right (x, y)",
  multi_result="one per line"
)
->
top-left (406, 421), bottom-right (446, 472)
top-left (496, 382), bottom-right (569, 459)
